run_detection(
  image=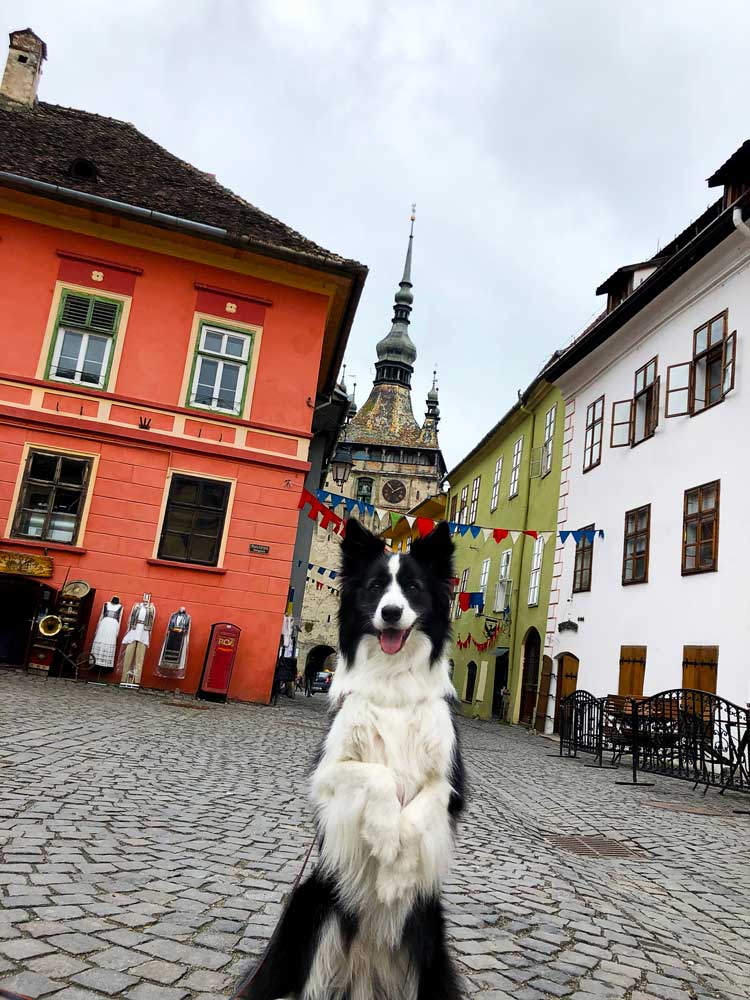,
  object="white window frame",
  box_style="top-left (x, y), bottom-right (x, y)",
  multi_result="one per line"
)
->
top-left (527, 535), bottom-right (544, 606)
top-left (469, 476), bottom-right (481, 524)
top-left (541, 405), bottom-right (556, 476)
top-left (458, 485), bottom-right (469, 525)
top-left (189, 324), bottom-right (252, 415)
top-left (493, 549), bottom-right (513, 612)
top-left (50, 328), bottom-right (114, 389)
top-left (455, 567), bottom-right (469, 619)
top-left (509, 436), bottom-right (523, 498)
top-left (490, 456), bottom-right (503, 511)
top-left (479, 558), bottom-right (490, 603)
